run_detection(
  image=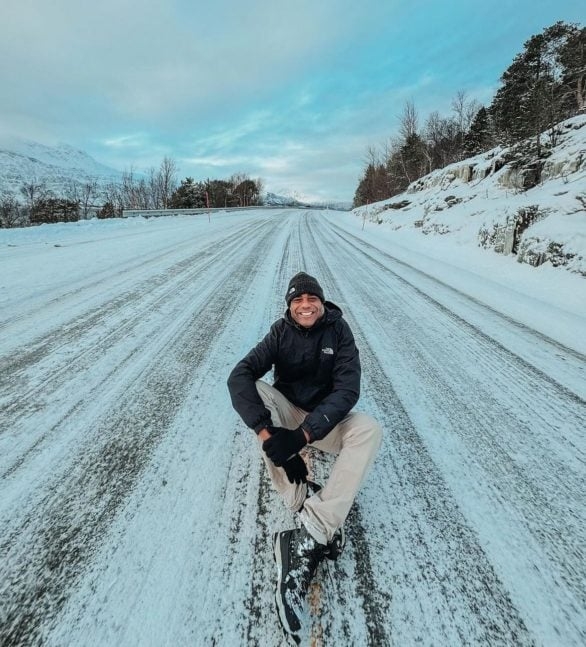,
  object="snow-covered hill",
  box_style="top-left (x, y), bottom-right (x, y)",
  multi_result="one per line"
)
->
top-left (263, 191), bottom-right (310, 207)
top-left (0, 136), bottom-right (122, 196)
top-left (354, 115), bottom-right (586, 276)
